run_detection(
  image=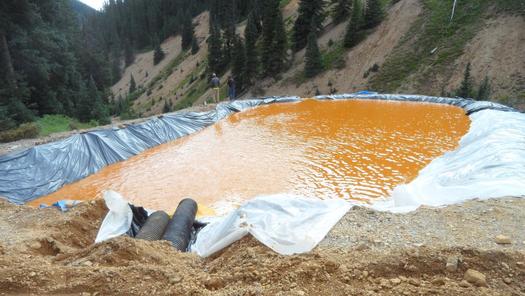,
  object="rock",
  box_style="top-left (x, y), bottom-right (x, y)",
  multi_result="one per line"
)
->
top-left (503, 278), bottom-right (512, 284)
top-left (362, 271), bottom-right (369, 277)
top-left (464, 269), bottom-right (487, 287)
top-left (170, 276), bottom-right (182, 284)
top-left (516, 262), bottom-right (524, 268)
top-left (29, 241), bottom-right (42, 250)
top-left (390, 278), bottom-right (401, 285)
top-left (405, 265), bottom-right (417, 272)
top-left (80, 293), bottom-right (90, 296)
top-left (82, 260), bottom-right (93, 267)
top-left (380, 279), bottom-right (391, 289)
top-left (495, 235), bottom-right (512, 244)
top-left (446, 257), bottom-right (459, 272)
top-left (432, 278), bottom-right (446, 286)
top-left (459, 280), bottom-right (471, 288)
top-left (408, 278), bottom-right (420, 286)
top-left (501, 262), bottom-right (510, 270)
top-left (29, 272), bottom-right (36, 277)
top-left (356, 244), bottom-right (370, 251)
